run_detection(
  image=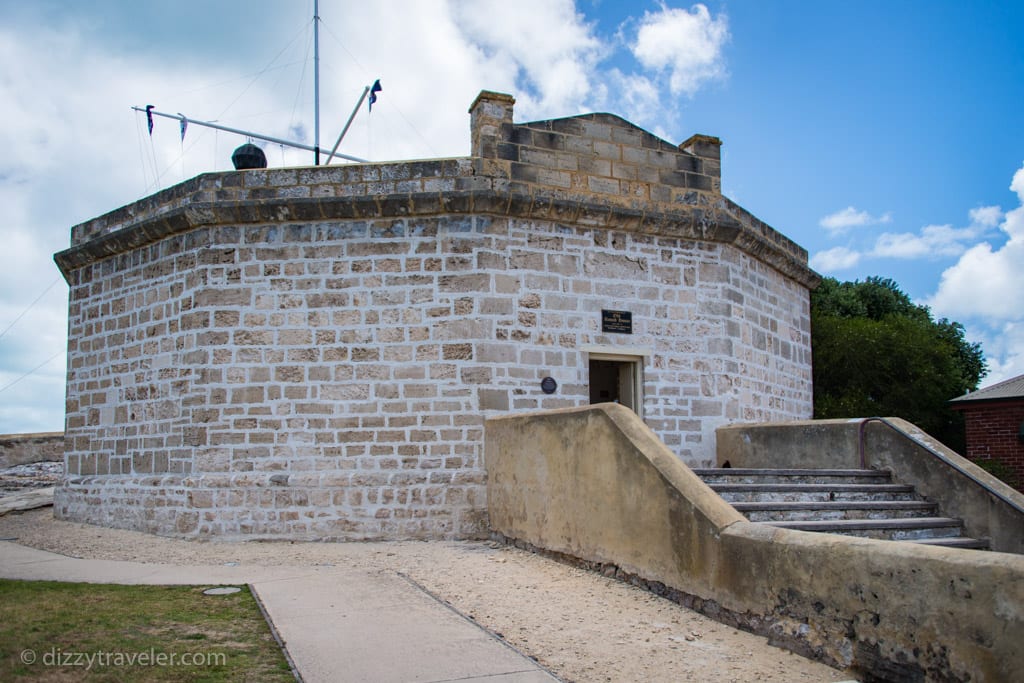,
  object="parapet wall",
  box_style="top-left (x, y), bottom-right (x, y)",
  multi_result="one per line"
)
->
top-left (486, 405), bottom-right (1024, 682)
top-left (60, 92), bottom-right (817, 289)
